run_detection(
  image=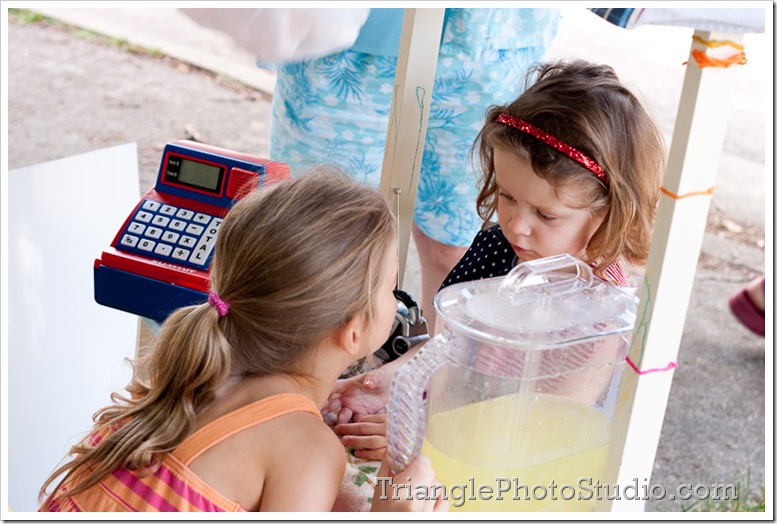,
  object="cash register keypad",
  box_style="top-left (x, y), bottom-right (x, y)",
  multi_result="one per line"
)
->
top-left (118, 199), bottom-right (223, 269)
